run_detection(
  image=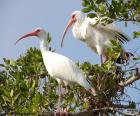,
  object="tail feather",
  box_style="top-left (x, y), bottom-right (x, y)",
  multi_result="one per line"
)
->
top-left (90, 87), bottom-right (97, 96)
top-left (86, 79), bottom-right (96, 96)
